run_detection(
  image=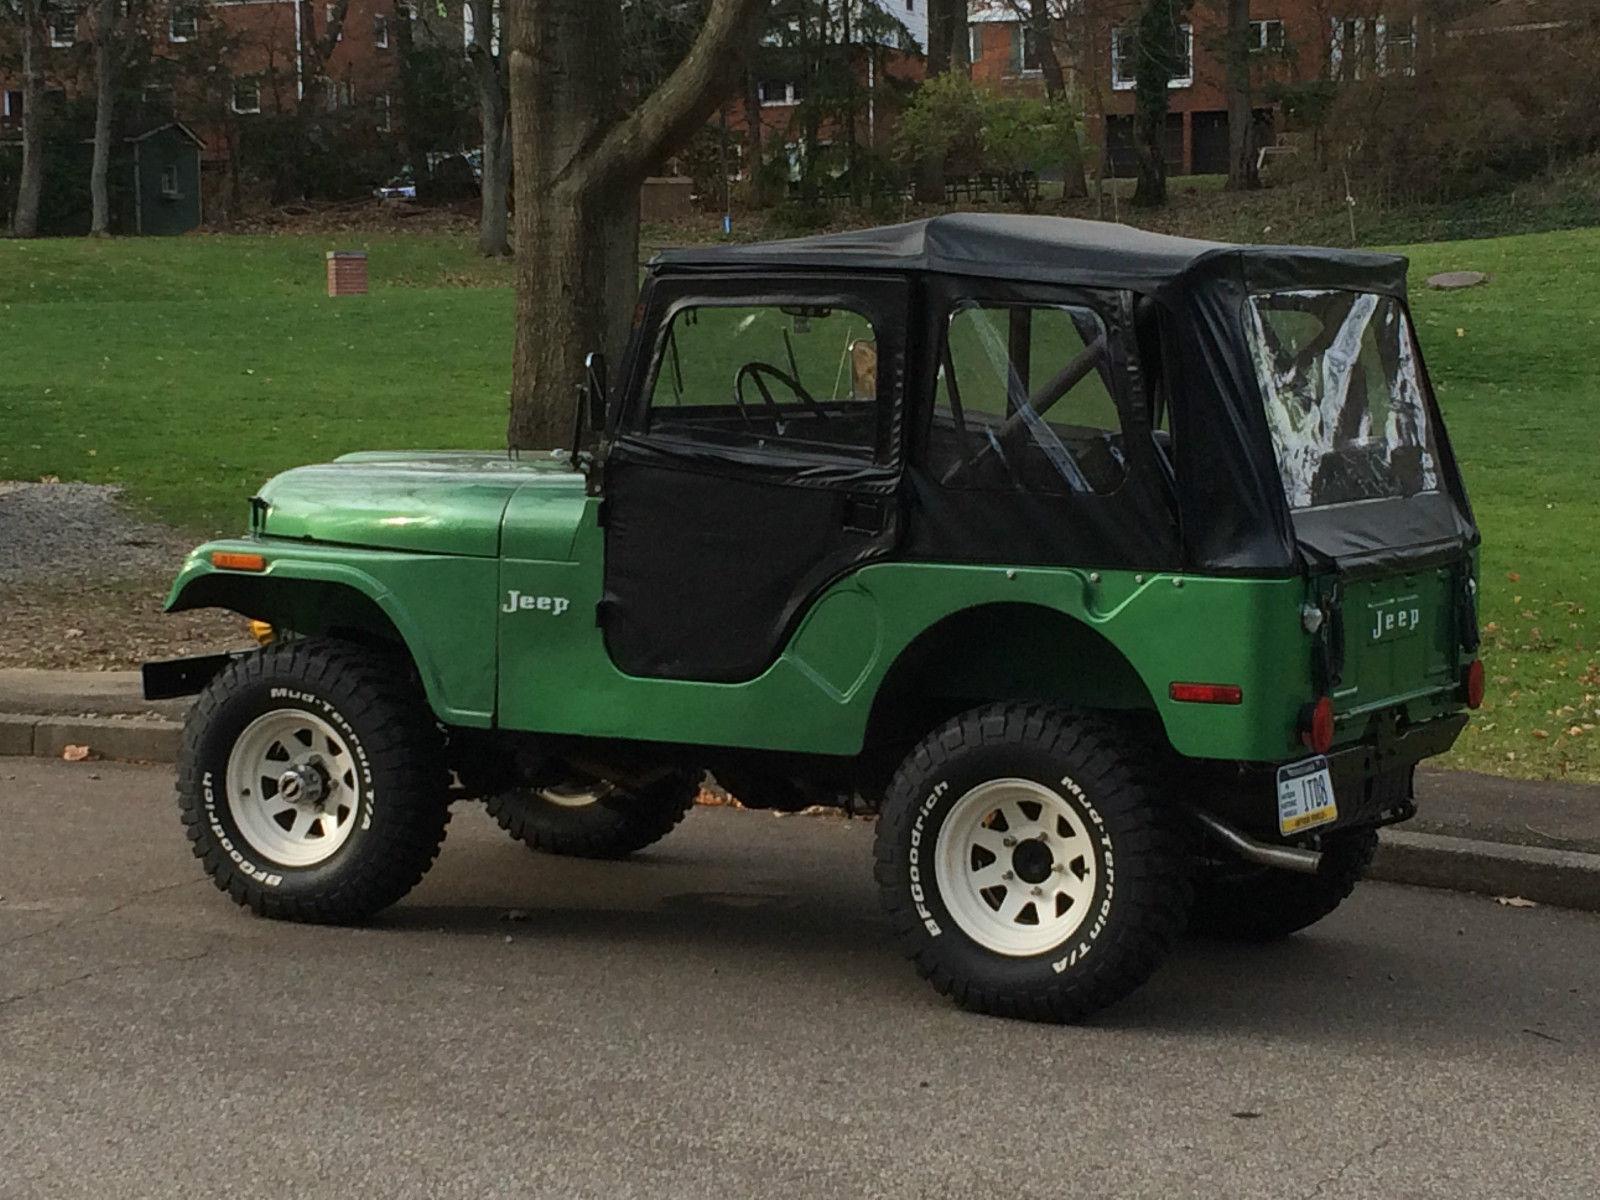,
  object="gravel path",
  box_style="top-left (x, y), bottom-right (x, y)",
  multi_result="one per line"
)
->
top-left (0, 482), bottom-right (245, 669)
top-left (0, 482), bottom-right (196, 586)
